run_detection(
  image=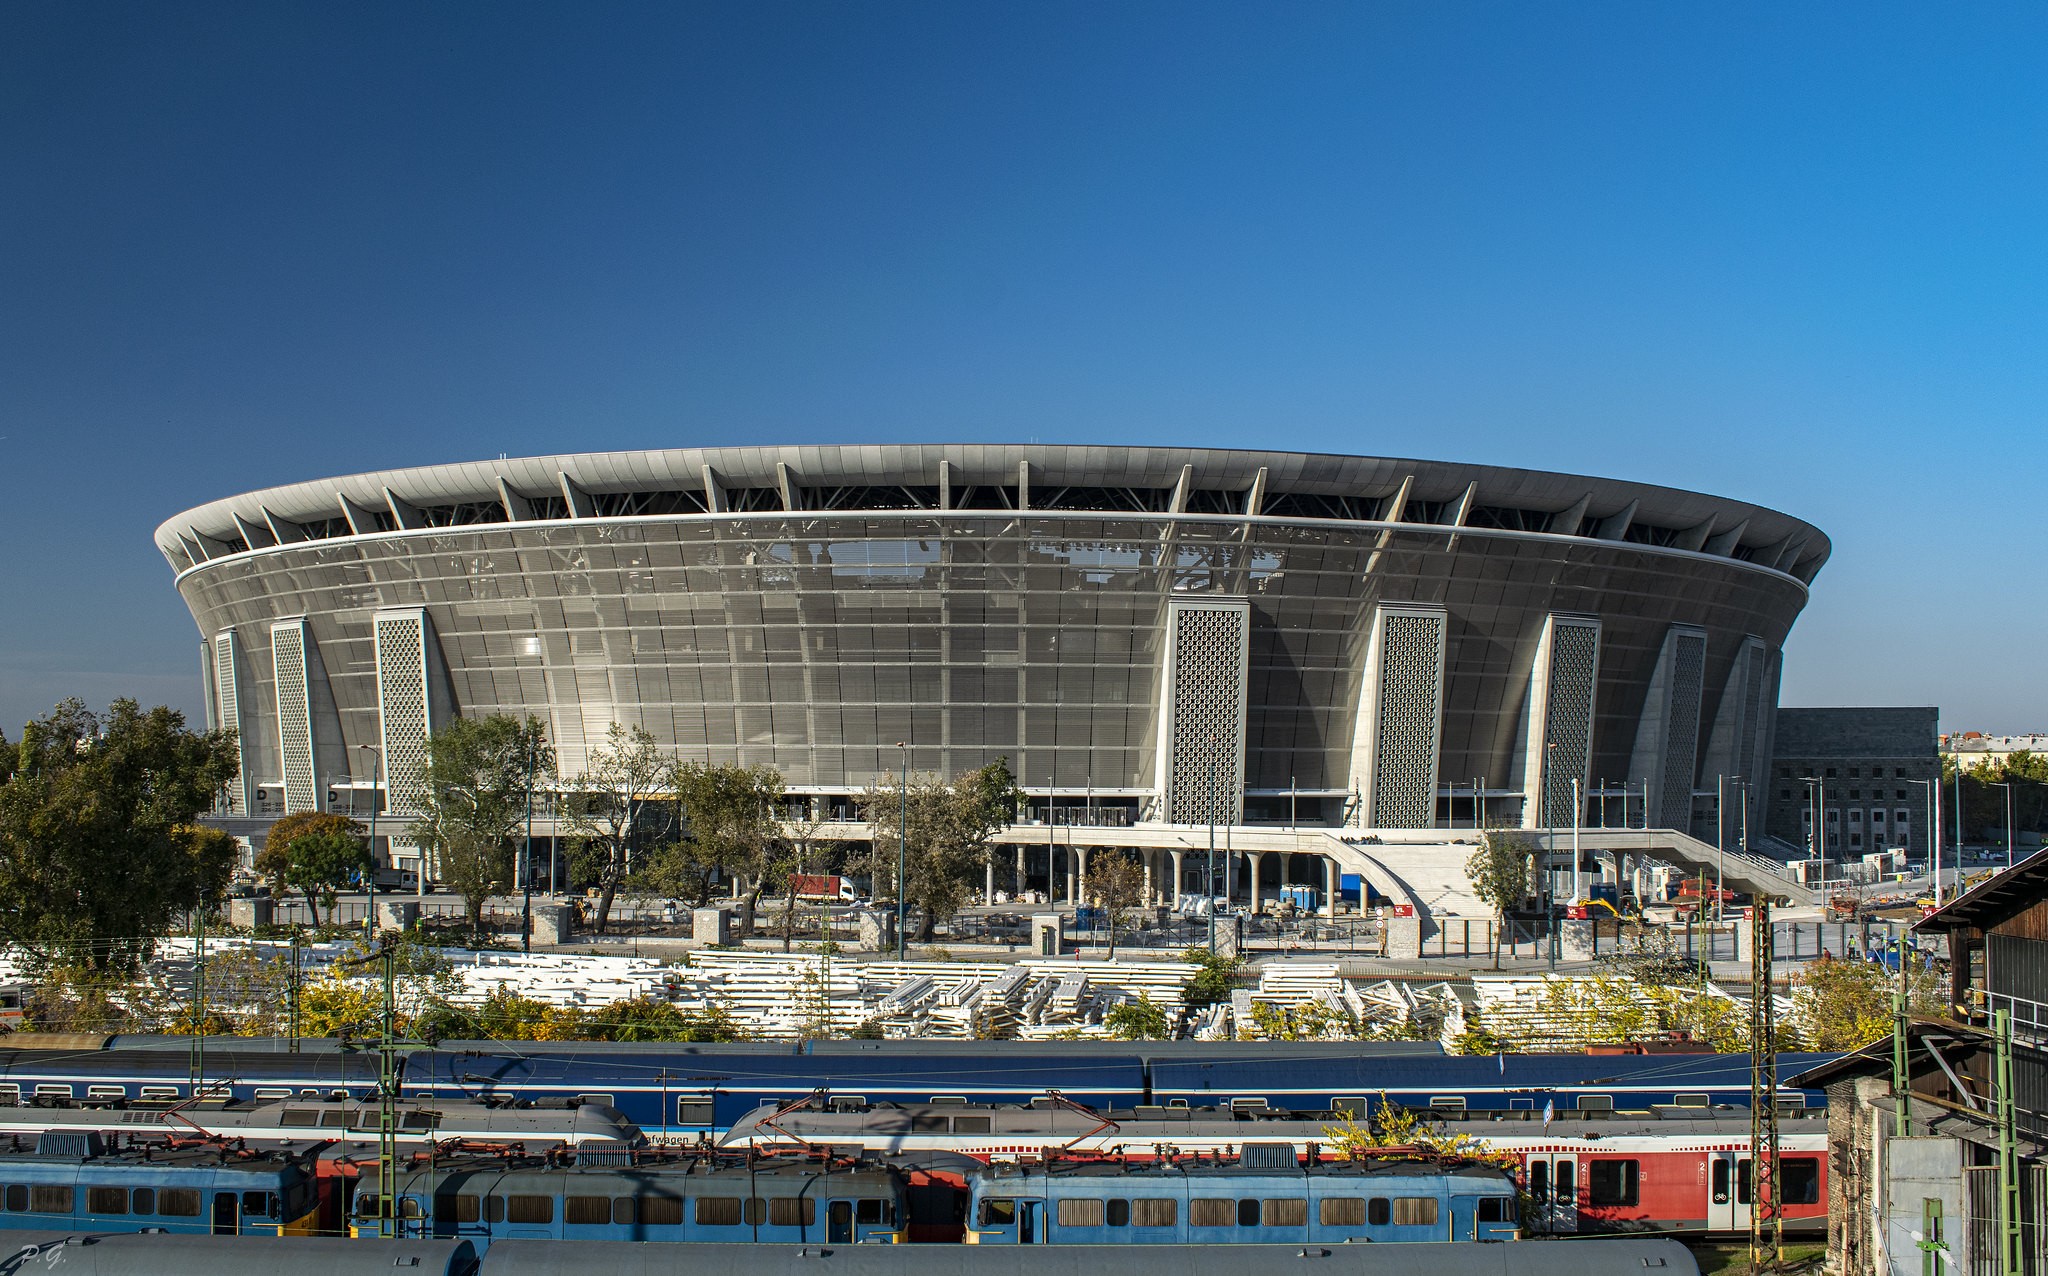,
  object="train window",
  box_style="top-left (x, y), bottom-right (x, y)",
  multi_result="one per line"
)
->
top-left (484, 1196), bottom-right (504, 1224)
top-left (1556, 1161), bottom-right (1575, 1201)
top-left (677, 1098), bottom-right (714, 1125)
top-left (744, 1198), bottom-right (768, 1226)
top-left (399, 1196), bottom-right (424, 1220)
top-left (566, 1196), bottom-right (611, 1225)
top-left (1058, 1199), bottom-right (1104, 1227)
top-left (642, 1196), bottom-right (682, 1226)
top-left (1426, 1096), bottom-right (1466, 1113)
top-left (252, 1087), bottom-right (290, 1100)
top-left (1263, 1198), bottom-right (1307, 1227)
top-left (131, 1189), bottom-right (154, 1215)
top-left (856, 1199), bottom-right (894, 1225)
top-left (1330, 1096), bottom-right (1366, 1116)
top-left (1319, 1197), bottom-right (1365, 1226)
top-left (506, 1195), bottom-right (553, 1224)
top-left (402, 1113), bottom-right (440, 1131)
top-left (31, 1186), bottom-right (73, 1214)
top-left (1128, 1199), bottom-right (1174, 1227)
top-left (0, 1085), bottom-right (19, 1105)
top-left (435, 1195), bottom-right (481, 1224)
top-left (1105, 1199), bottom-right (1129, 1227)
top-left (160, 1189), bottom-right (200, 1217)
top-left (1781, 1158), bottom-right (1821, 1205)
top-left (953, 1116), bottom-right (991, 1134)
top-left (575, 1094), bottom-right (615, 1108)
top-left (319, 1111), bottom-right (349, 1128)
top-left (613, 1198), bottom-right (635, 1226)
top-left (1478, 1198), bottom-right (1514, 1222)
top-left (243, 1191), bottom-right (273, 1217)
top-left (1736, 1159), bottom-right (1753, 1206)
top-left (1367, 1198), bottom-right (1390, 1226)
top-left (1575, 1095), bottom-right (1614, 1112)
top-left (1237, 1199), bottom-right (1260, 1227)
top-left (1588, 1160), bottom-right (1640, 1207)
top-left (697, 1197), bottom-right (743, 1226)
top-left (1528, 1162), bottom-right (1548, 1199)
top-left (280, 1110), bottom-right (320, 1127)
top-left (1674, 1093), bottom-right (1711, 1107)
top-left (979, 1199), bottom-right (1015, 1227)
top-left (1392, 1198), bottom-right (1438, 1226)
top-left (1190, 1198), bottom-right (1234, 1228)
top-left (769, 1198), bottom-right (814, 1227)
top-left (930, 1095), bottom-right (967, 1106)
top-left (3, 1186), bottom-right (24, 1212)
top-left (911, 1113), bottom-right (951, 1132)
top-left (87, 1187), bottom-right (127, 1215)
top-left (140, 1086), bottom-right (181, 1102)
